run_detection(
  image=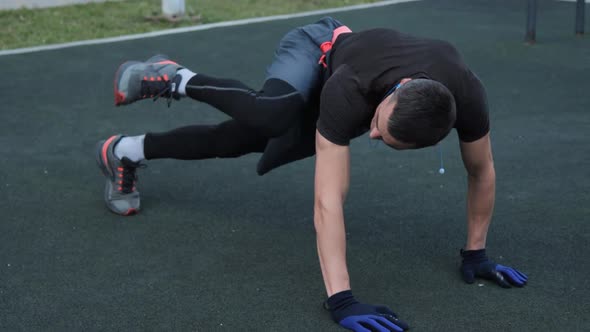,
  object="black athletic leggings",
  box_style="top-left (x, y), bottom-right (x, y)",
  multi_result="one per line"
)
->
top-left (143, 75), bottom-right (305, 160)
